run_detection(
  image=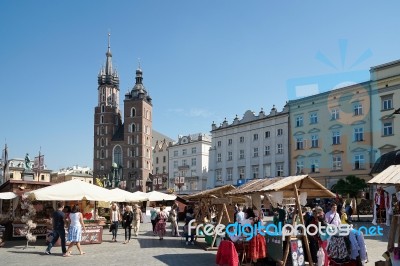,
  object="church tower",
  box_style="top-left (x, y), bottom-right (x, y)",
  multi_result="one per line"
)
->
top-left (124, 65), bottom-right (153, 191)
top-left (93, 34), bottom-right (123, 183)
